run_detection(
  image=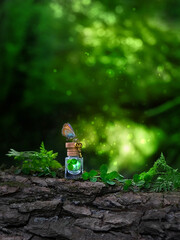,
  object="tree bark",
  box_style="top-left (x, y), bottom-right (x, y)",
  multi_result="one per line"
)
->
top-left (0, 171), bottom-right (180, 240)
